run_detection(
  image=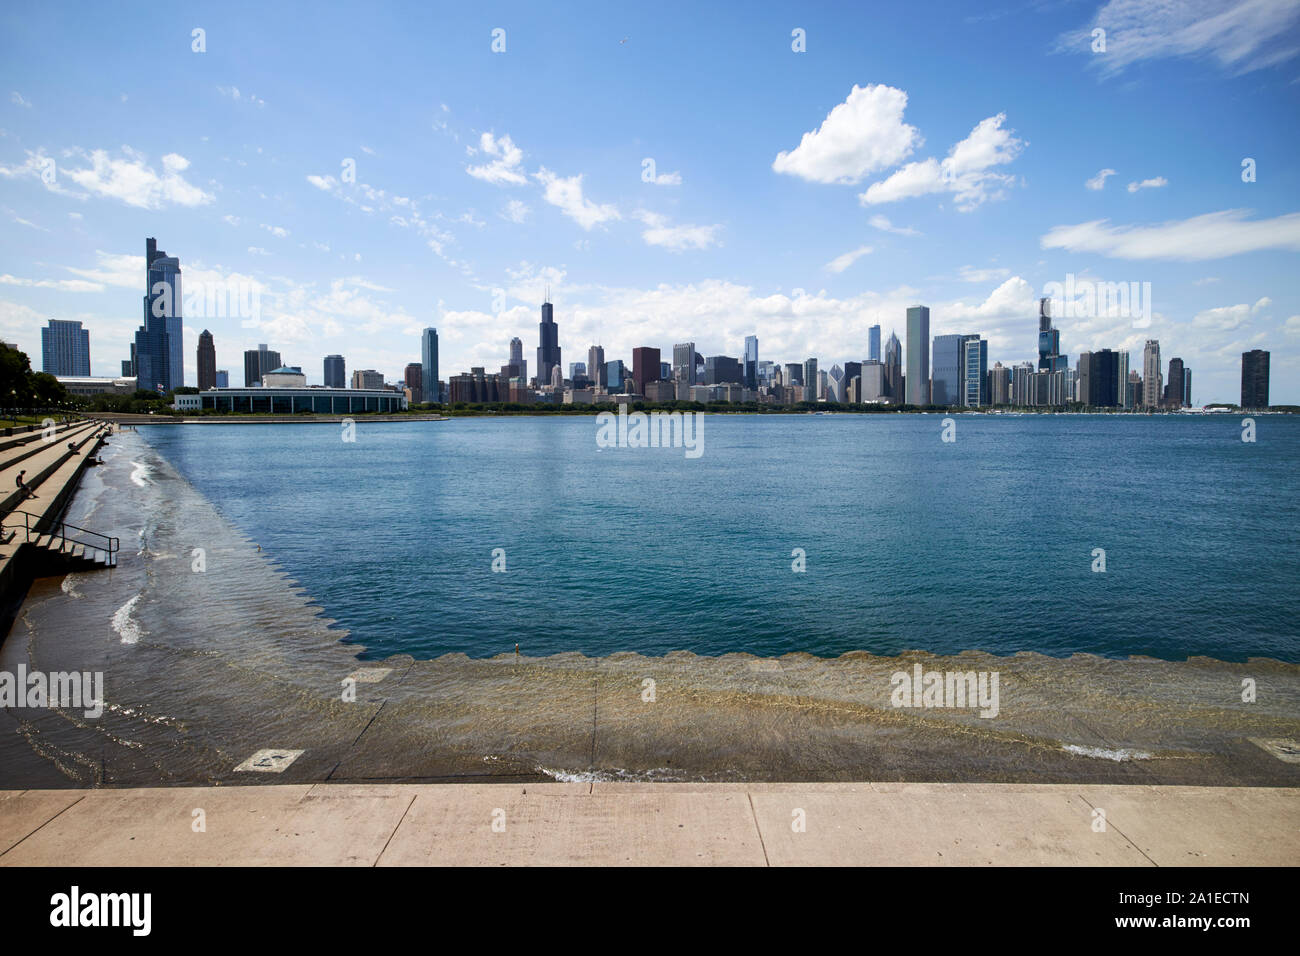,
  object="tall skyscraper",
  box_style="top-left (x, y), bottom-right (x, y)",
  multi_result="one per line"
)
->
top-left (509, 336), bottom-right (527, 386)
top-left (197, 329), bottom-right (216, 391)
top-left (961, 335), bottom-right (988, 407)
top-left (632, 346), bottom-right (660, 396)
top-left (827, 364), bottom-right (846, 403)
top-left (784, 362), bottom-right (803, 387)
top-left (324, 354), bottom-right (346, 389)
top-left (1241, 350), bottom-right (1270, 408)
top-left (1183, 368), bottom-right (1192, 407)
top-left (422, 328), bottom-right (440, 402)
top-left (536, 298), bottom-right (561, 387)
top-left (404, 362), bottom-right (423, 402)
top-left (1142, 340), bottom-right (1162, 408)
top-left (931, 333), bottom-right (966, 406)
top-left (743, 335), bottom-right (758, 389)
top-left (884, 332), bottom-right (901, 402)
top-left (1165, 357), bottom-right (1185, 409)
top-left (1037, 298), bottom-right (1065, 373)
top-left (803, 358), bottom-right (818, 401)
top-left (243, 344), bottom-right (282, 386)
top-left (1116, 351), bottom-right (1130, 409)
top-left (905, 306), bottom-right (930, 405)
top-left (869, 325), bottom-right (881, 363)
top-left (588, 345), bottom-right (604, 387)
top-left (215, 370), bottom-right (228, 388)
top-left (41, 319), bottom-right (91, 376)
top-left (673, 343), bottom-right (697, 386)
top-left (990, 363), bottom-right (1010, 406)
top-left (135, 237), bottom-right (183, 392)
